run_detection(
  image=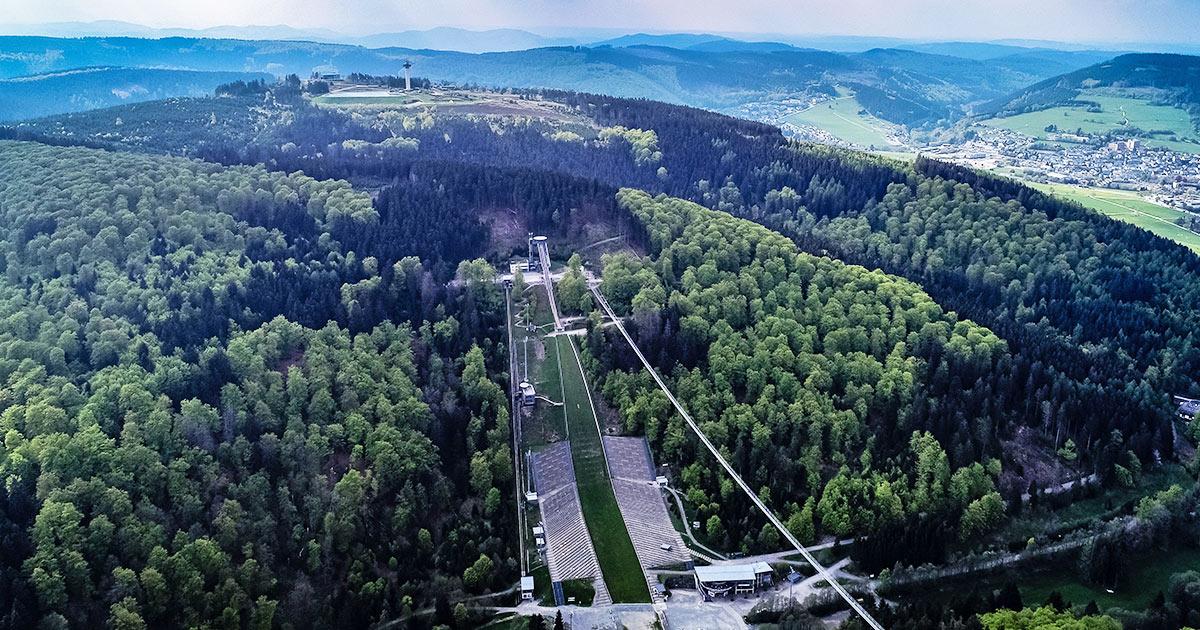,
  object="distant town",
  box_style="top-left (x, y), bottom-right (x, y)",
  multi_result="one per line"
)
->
top-left (759, 95), bottom-right (1200, 220)
top-left (923, 126), bottom-right (1200, 213)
